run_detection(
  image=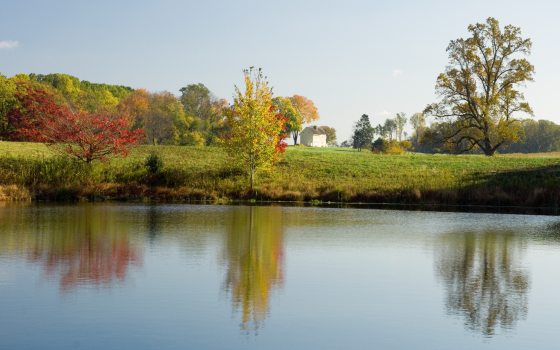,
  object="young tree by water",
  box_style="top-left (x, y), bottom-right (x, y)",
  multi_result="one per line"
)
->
top-left (424, 17), bottom-right (534, 156)
top-left (224, 68), bottom-right (285, 190)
